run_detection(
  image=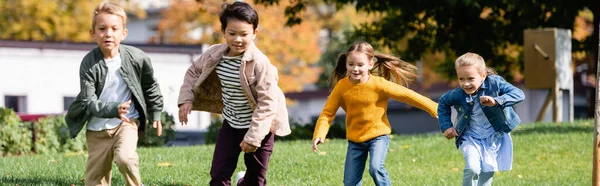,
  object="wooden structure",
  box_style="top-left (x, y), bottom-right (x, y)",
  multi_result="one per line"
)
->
top-left (524, 28), bottom-right (574, 122)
